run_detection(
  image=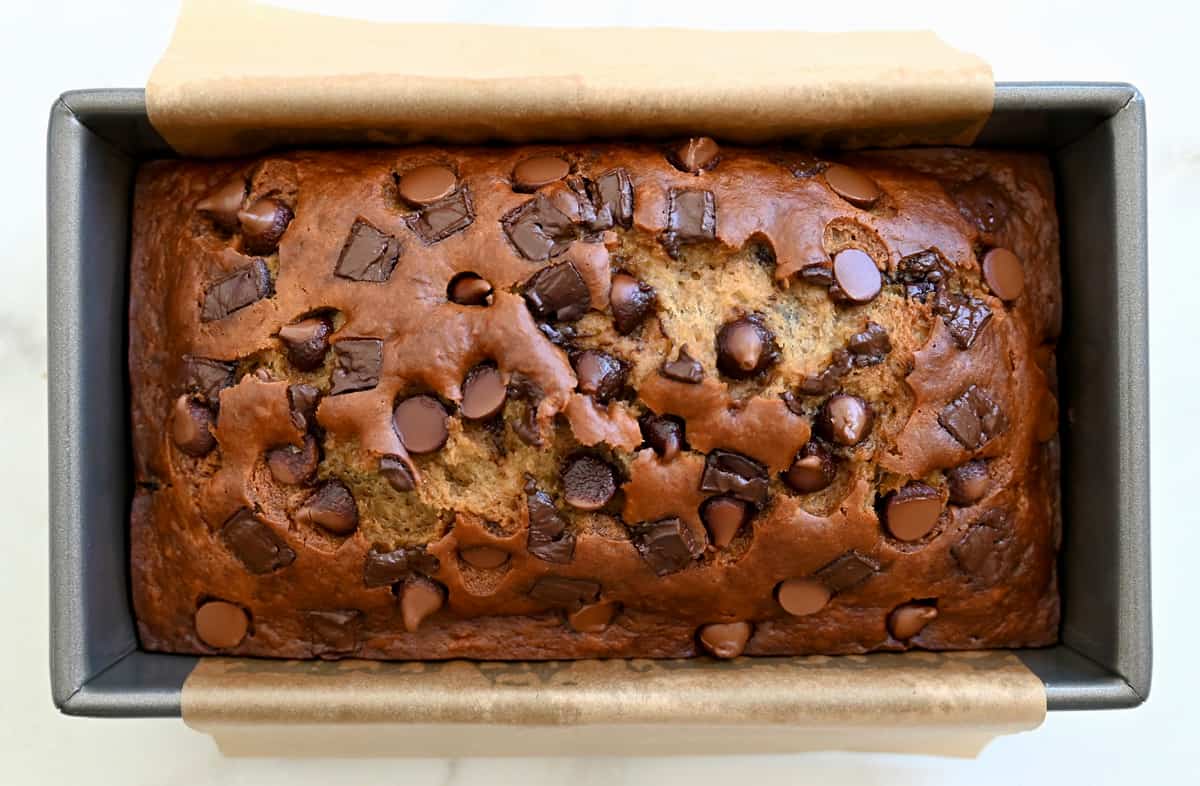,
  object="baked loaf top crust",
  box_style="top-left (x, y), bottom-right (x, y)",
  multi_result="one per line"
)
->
top-left (130, 141), bottom-right (1060, 659)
